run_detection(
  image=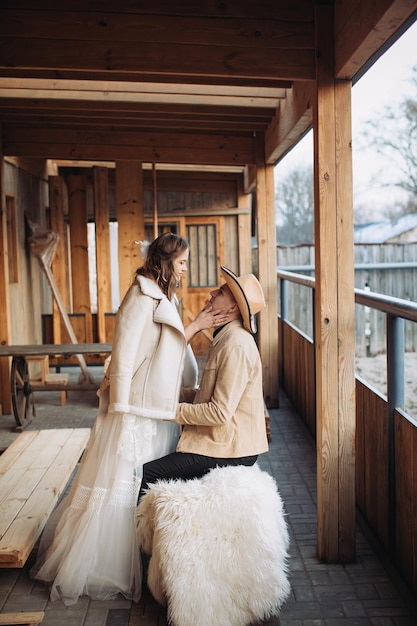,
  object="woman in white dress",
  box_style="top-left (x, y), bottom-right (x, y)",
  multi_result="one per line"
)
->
top-left (30, 232), bottom-right (224, 606)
